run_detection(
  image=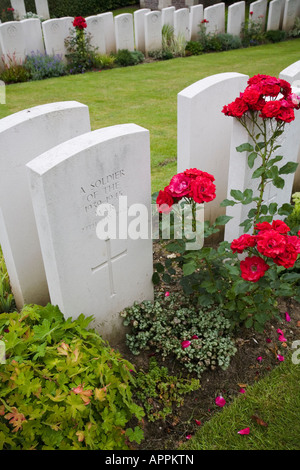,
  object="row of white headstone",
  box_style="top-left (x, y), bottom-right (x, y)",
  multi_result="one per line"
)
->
top-left (1, 0), bottom-right (299, 69)
top-left (9, 0), bottom-right (49, 21)
top-left (0, 60), bottom-right (299, 342)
